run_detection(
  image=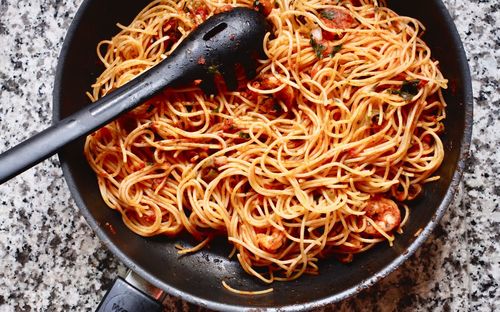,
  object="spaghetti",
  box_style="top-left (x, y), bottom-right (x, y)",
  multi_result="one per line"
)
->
top-left (84, 0), bottom-right (447, 283)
